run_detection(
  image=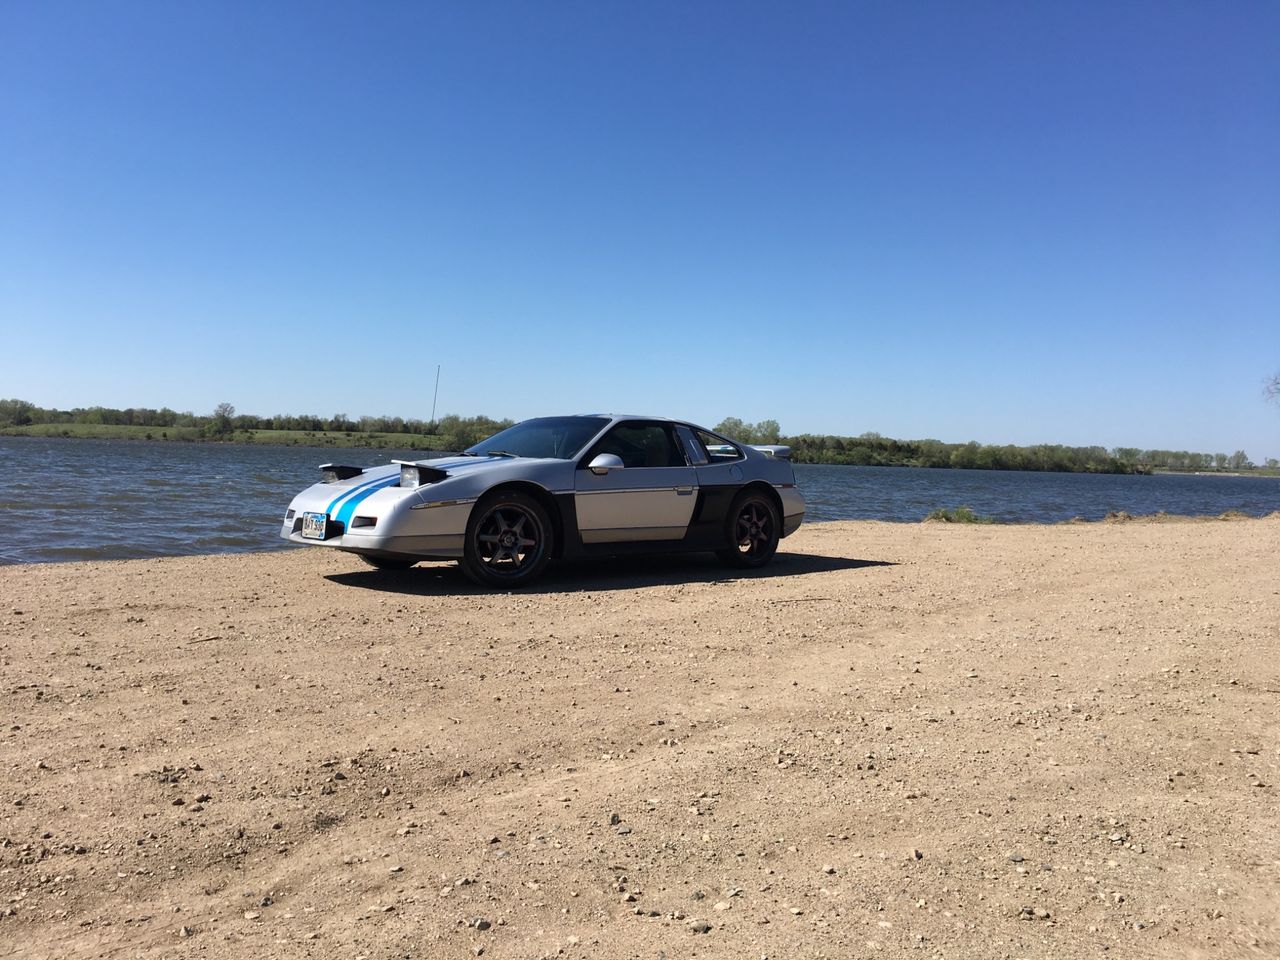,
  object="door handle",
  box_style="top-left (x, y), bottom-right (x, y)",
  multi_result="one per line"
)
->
top-left (674, 486), bottom-right (694, 495)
